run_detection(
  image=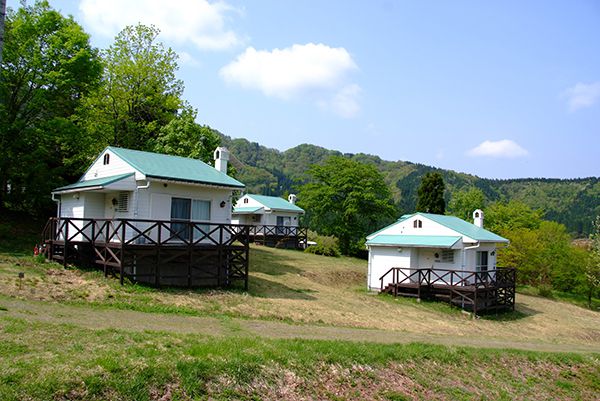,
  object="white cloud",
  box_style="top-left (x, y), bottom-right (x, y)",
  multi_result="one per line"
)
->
top-left (220, 43), bottom-right (360, 117)
top-left (219, 43), bottom-right (358, 99)
top-left (467, 140), bottom-right (528, 158)
top-left (318, 84), bottom-right (361, 118)
top-left (79, 0), bottom-right (242, 50)
top-left (563, 81), bottom-right (600, 111)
